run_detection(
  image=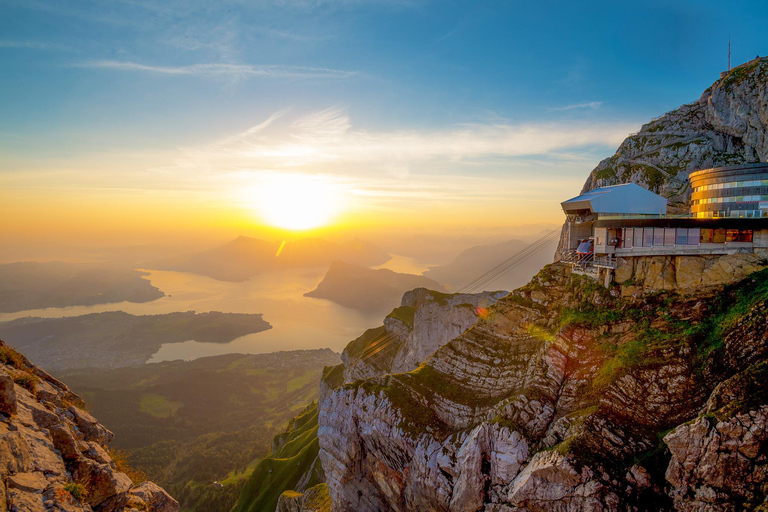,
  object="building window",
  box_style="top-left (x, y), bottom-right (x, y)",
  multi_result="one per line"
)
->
top-left (701, 229), bottom-right (713, 243)
top-left (653, 228), bottom-right (665, 245)
top-left (687, 228), bottom-right (700, 245)
top-left (713, 229), bottom-right (726, 243)
top-left (634, 228), bottom-right (644, 247)
top-left (621, 228), bottom-right (633, 248)
top-left (644, 228), bottom-right (654, 247)
top-left (675, 229), bottom-right (688, 245)
top-left (664, 228), bottom-right (676, 245)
